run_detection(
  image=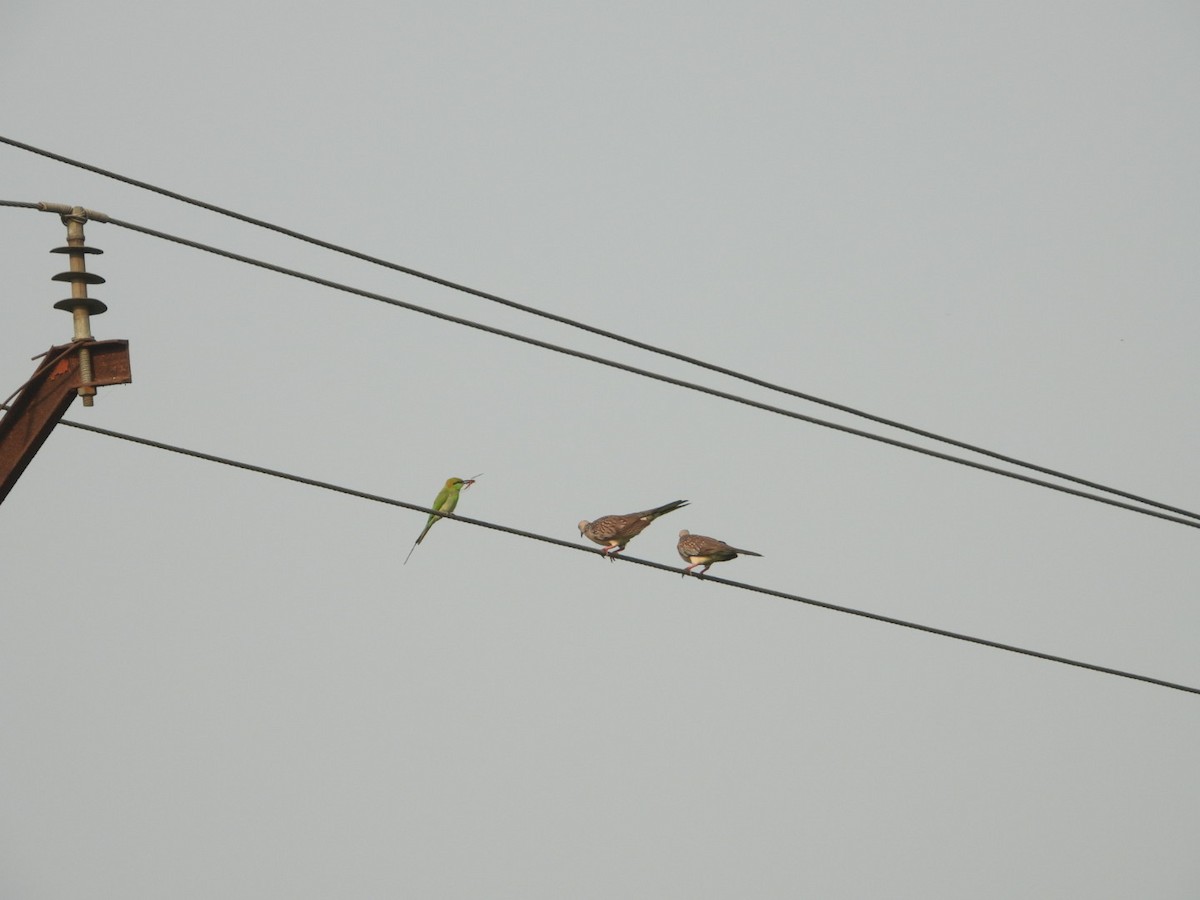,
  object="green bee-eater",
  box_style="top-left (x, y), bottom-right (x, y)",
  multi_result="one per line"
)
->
top-left (404, 476), bottom-right (477, 564)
